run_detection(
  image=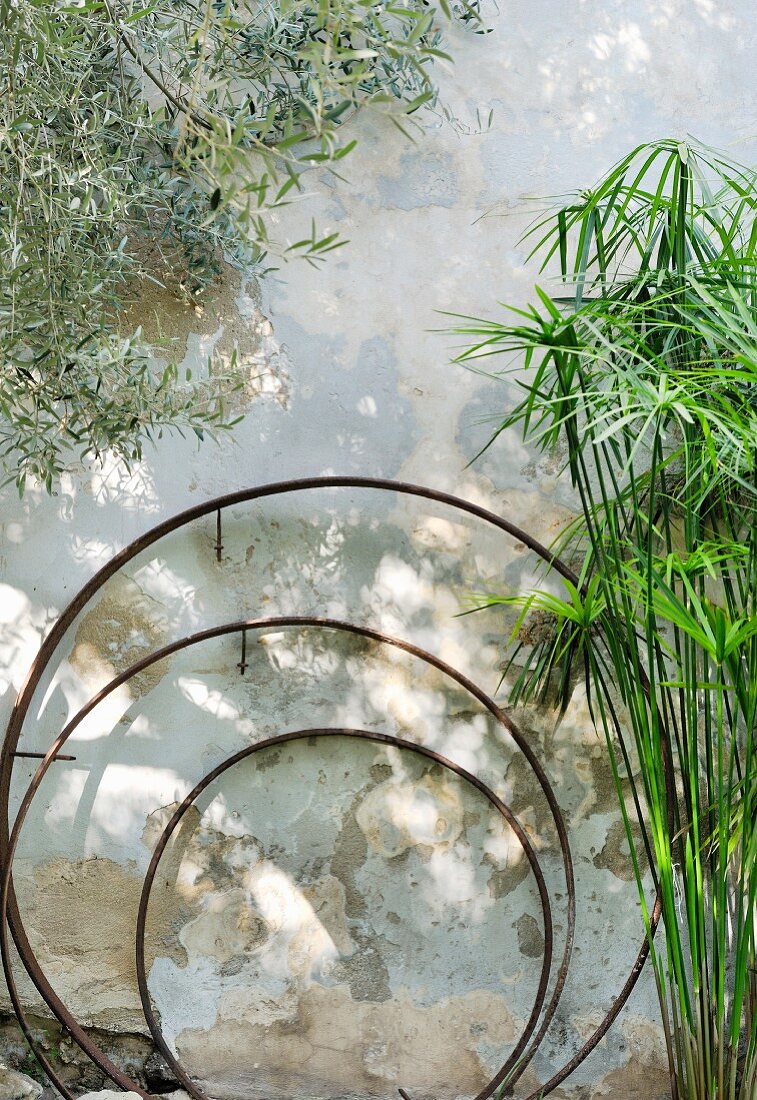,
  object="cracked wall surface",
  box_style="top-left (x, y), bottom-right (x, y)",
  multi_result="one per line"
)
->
top-left (1, 2), bottom-right (755, 1098)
